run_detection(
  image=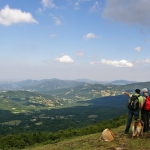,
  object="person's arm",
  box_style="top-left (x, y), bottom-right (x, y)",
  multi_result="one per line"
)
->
top-left (124, 92), bottom-right (131, 97)
top-left (139, 96), bottom-right (144, 110)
